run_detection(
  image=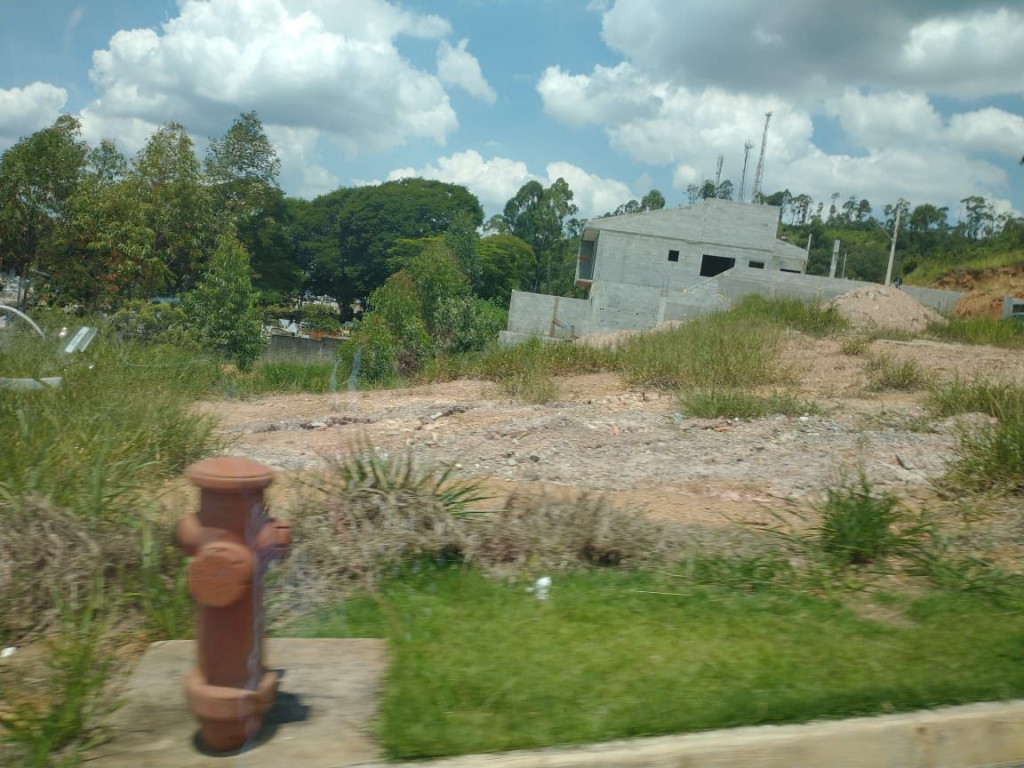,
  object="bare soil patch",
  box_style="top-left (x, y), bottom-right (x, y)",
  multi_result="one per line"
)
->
top-left (199, 335), bottom-right (1023, 526)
